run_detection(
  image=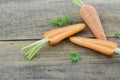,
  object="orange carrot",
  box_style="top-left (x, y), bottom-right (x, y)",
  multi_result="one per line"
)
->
top-left (69, 37), bottom-right (115, 56)
top-left (22, 24), bottom-right (86, 60)
top-left (47, 24), bottom-right (85, 45)
top-left (44, 24), bottom-right (85, 39)
top-left (70, 37), bottom-right (120, 56)
top-left (71, 37), bottom-right (117, 49)
top-left (73, 0), bottom-right (107, 40)
top-left (43, 26), bottom-right (73, 38)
